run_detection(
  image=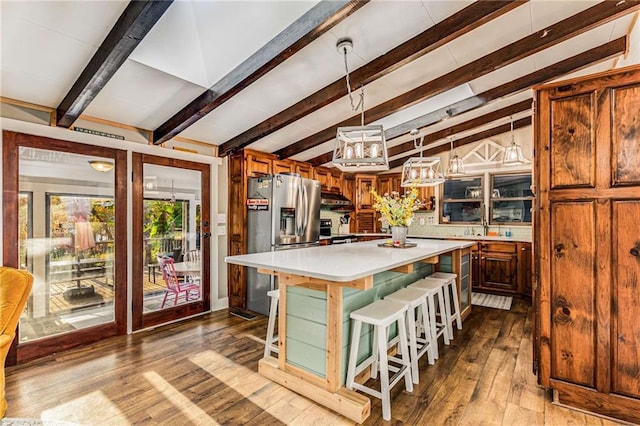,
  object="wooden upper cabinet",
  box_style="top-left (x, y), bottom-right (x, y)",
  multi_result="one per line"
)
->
top-left (328, 168), bottom-right (342, 193)
top-left (313, 166), bottom-right (332, 190)
top-left (293, 161), bottom-right (313, 179)
top-left (612, 83), bottom-right (640, 186)
top-left (273, 159), bottom-right (293, 175)
top-left (244, 149), bottom-right (275, 177)
top-left (355, 174), bottom-right (376, 210)
top-left (342, 173), bottom-right (355, 203)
